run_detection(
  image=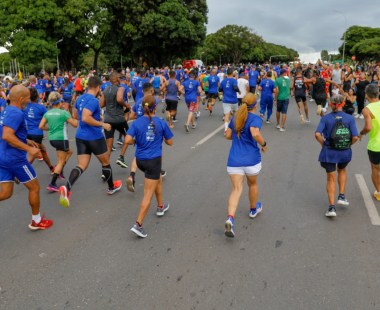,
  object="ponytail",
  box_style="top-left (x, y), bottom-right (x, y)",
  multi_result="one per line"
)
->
top-left (234, 92), bottom-right (257, 138)
top-left (142, 94), bottom-right (157, 132)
